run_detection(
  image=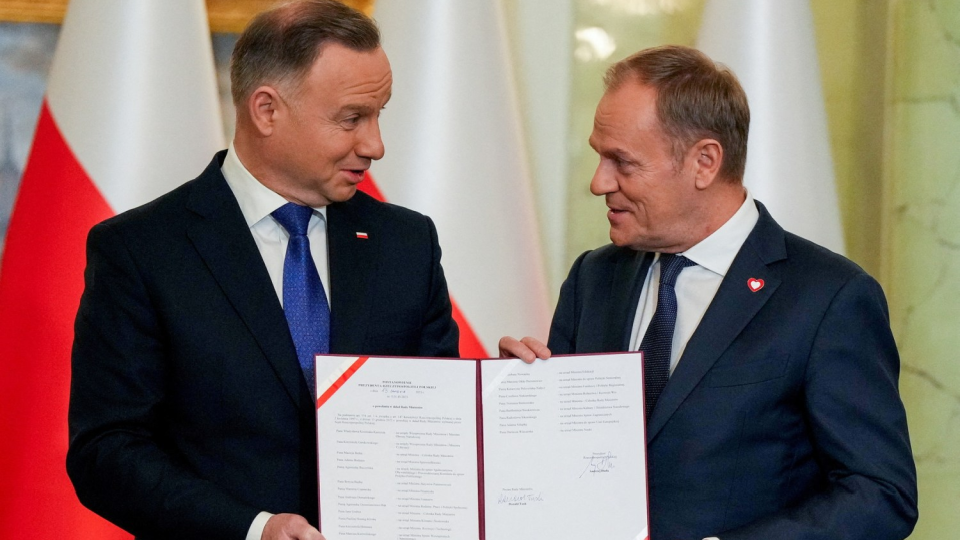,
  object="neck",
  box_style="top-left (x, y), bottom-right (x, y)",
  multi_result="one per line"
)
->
top-left (231, 130), bottom-right (308, 206)
top-left (676, 183), bottom-right (747, 252)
